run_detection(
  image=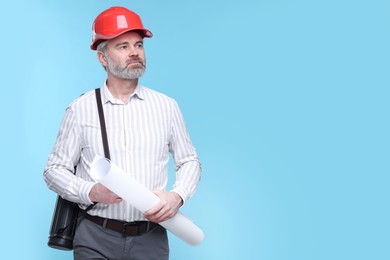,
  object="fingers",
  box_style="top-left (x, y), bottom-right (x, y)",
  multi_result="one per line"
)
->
top-left (145, 211), bottom-right (168, 223)
top-left (144, 201), bottom-right (162, 221)
top-left (144, 191), bottom-right (182, 223)
top-left (89, 183), bottom-right (122, 204)
top-left (105, 191), bottom-right (123, 204)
